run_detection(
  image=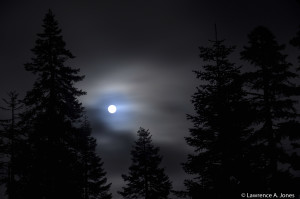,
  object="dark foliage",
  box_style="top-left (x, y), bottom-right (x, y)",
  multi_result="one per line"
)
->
top-left (19, 10), bottom-right (86, 199)
top-left (241, 26), bottom-right (300, 193)
top-left (78, 117), bottom-right (112, 199)
top-left (119, 127), bottom-right (172, 199)
top-left (183, 30), bottom-right (253, 198)
top-left (8, 10), bottom-right (112, 199)
top-left (0, 91), bottom-right (23, 199)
